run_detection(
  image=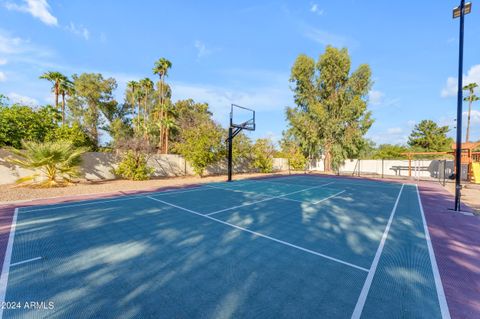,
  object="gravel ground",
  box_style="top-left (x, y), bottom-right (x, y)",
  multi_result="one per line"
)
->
top-left (443, 181), bottom-right (480, 214)
top-left (0, 172), bottom-right (286, 204)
